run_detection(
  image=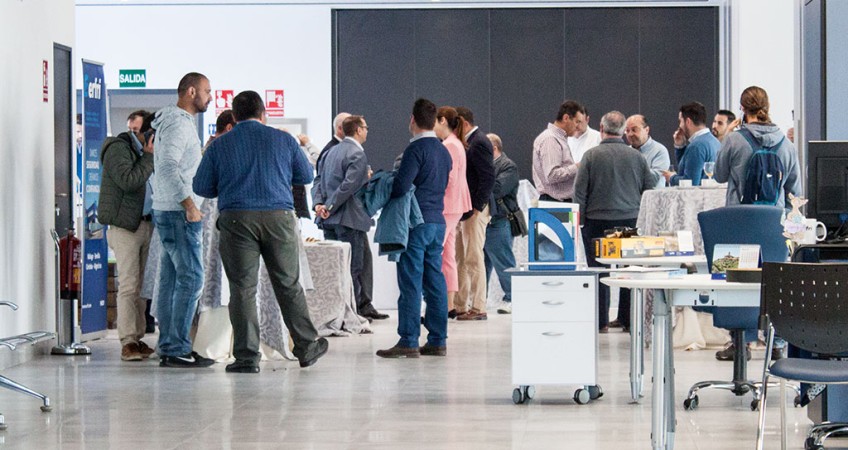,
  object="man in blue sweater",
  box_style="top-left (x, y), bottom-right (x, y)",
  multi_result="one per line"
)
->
top-left (194, 91), bottom-right (328, 373)
top-left (663, 102), bottom-right (720, 187)
top-left (376, 98), bottom-right (452, 359)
